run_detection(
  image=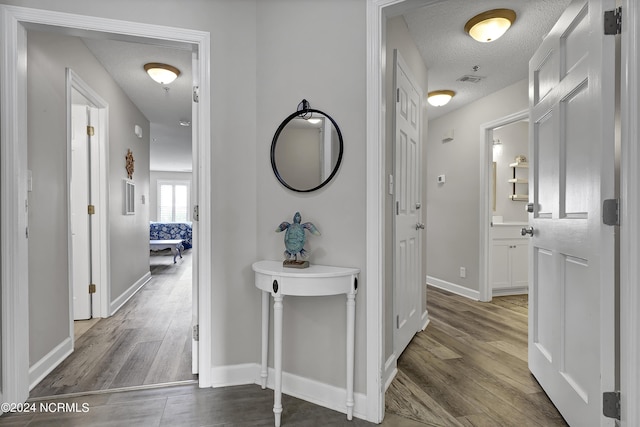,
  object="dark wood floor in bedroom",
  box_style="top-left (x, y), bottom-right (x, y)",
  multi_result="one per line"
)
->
top-left (29, 250), bottom-right (196, 398)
